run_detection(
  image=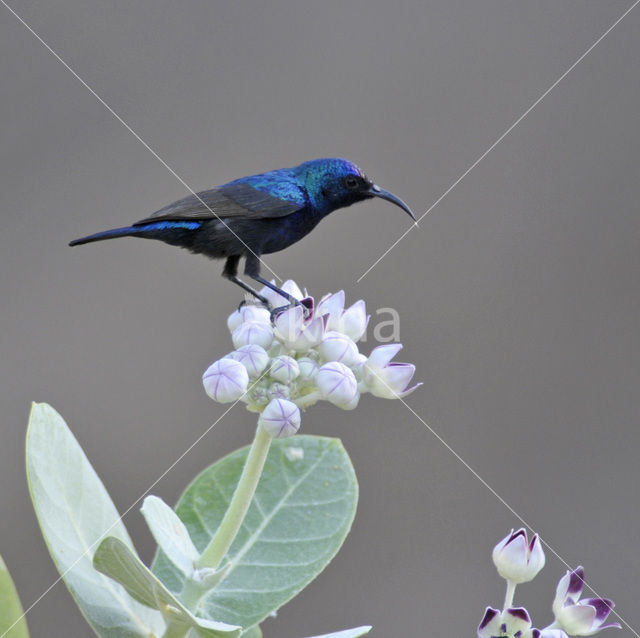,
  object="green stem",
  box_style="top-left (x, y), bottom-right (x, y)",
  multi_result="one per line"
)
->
top-left (197, 423), bottom-right (272, 570)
